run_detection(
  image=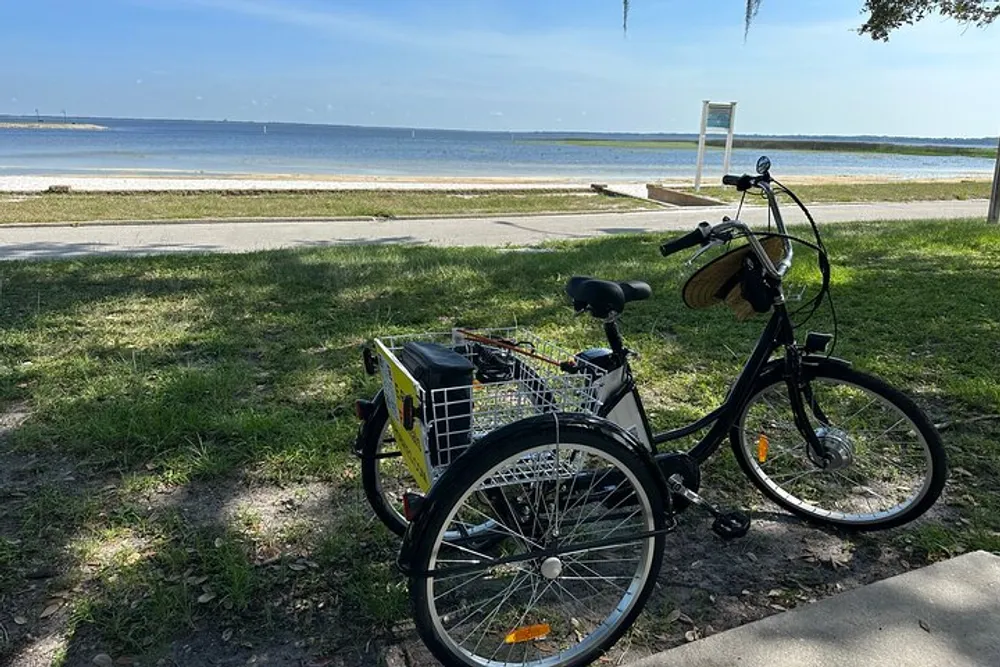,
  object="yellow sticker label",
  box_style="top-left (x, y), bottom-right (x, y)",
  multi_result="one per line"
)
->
top-left (375, 340), bottom-right (431, 492)
top-left (757, 433), bottom-right (770, 463)
top-left (505, 623), bottom-right (551, 644)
